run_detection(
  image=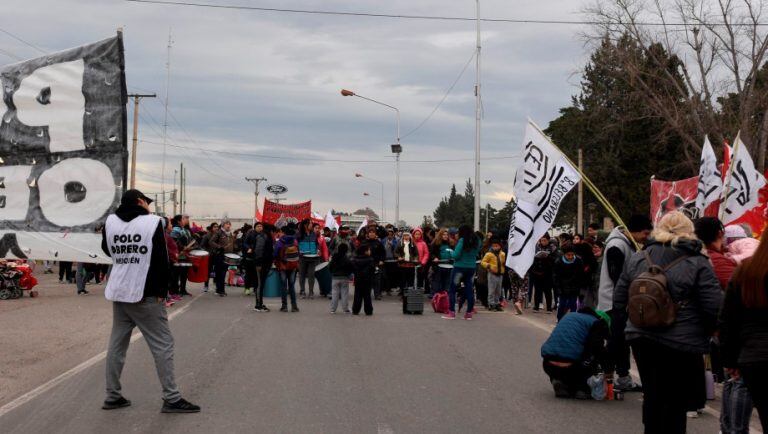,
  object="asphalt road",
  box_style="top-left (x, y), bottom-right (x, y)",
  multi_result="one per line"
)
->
top-left (1, 285), bottom-right (723, 434)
